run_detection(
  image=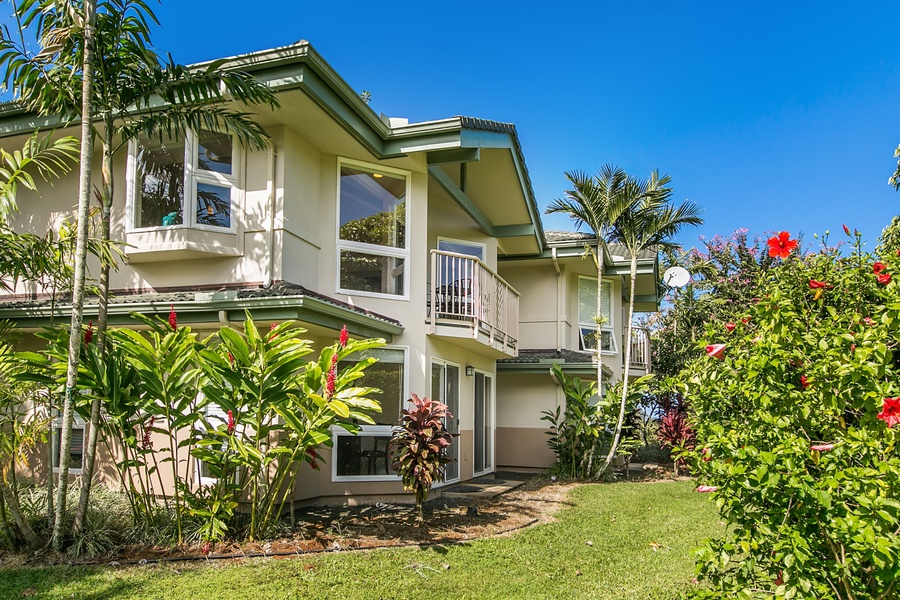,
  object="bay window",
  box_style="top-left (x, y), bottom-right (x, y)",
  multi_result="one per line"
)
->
top-left (578, 277), bottom-right (616, 353)
top-left (333, 347), bottom-right (406, 480)
top-left (128, 130), bottom-right (239, 231)
top-left (337, 160), bottom-right (409, 298)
